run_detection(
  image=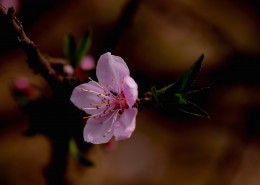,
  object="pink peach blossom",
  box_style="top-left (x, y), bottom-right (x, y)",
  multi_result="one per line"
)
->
top-left (71, 52), bottom-right (138, 144)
